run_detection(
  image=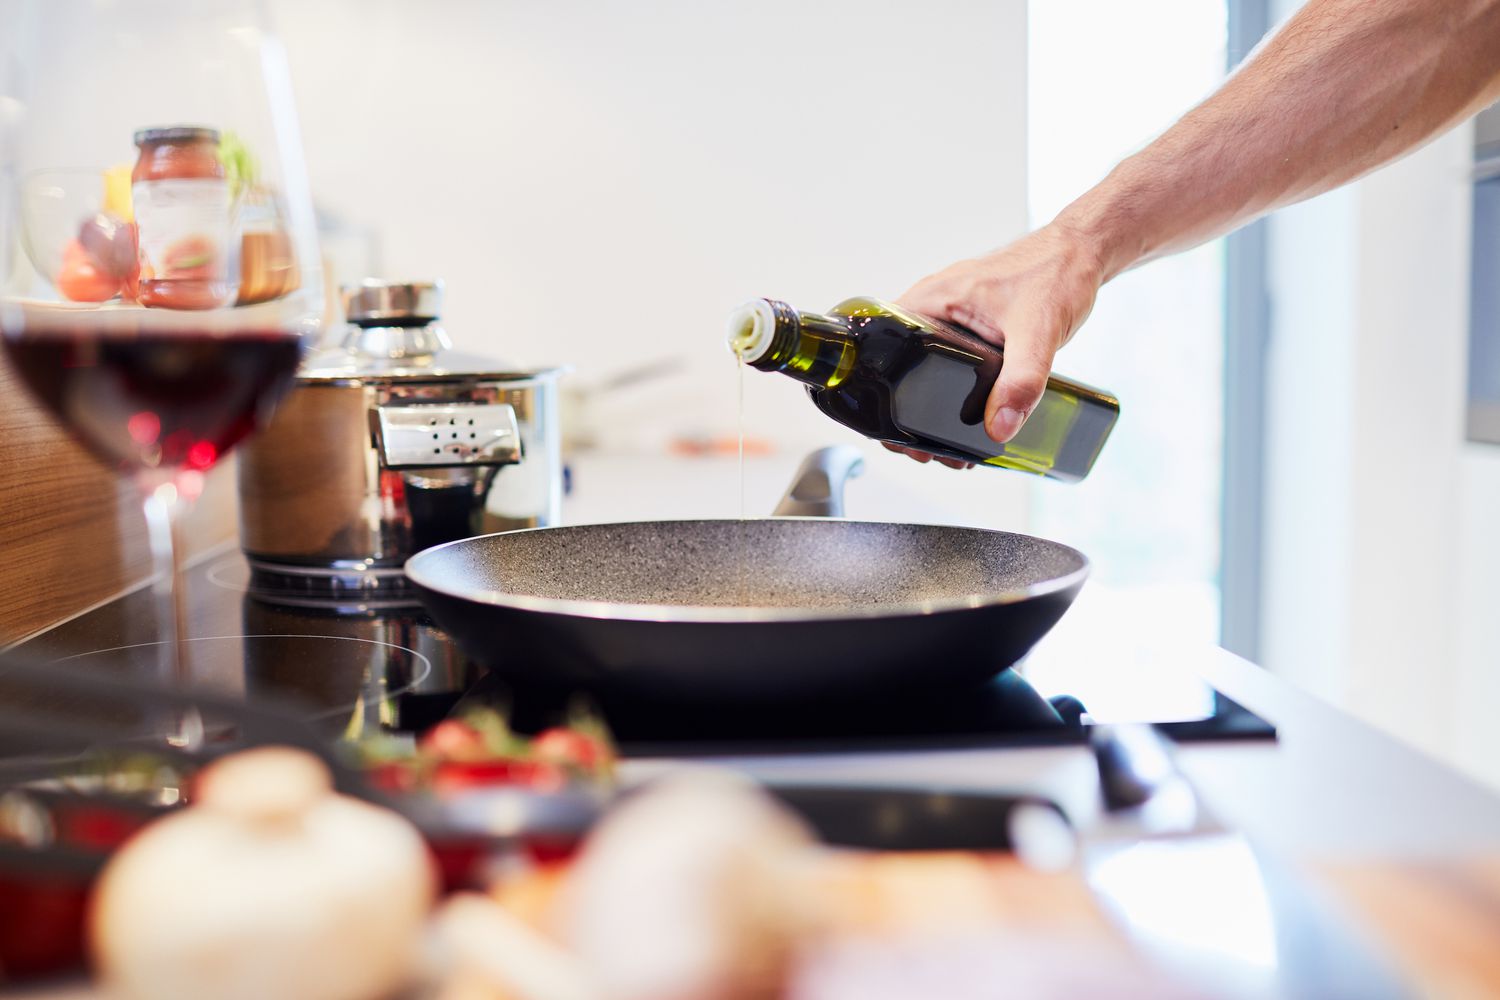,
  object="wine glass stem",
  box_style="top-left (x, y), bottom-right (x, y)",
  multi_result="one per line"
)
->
top-left (140, 475), bottom-right (201, 747)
